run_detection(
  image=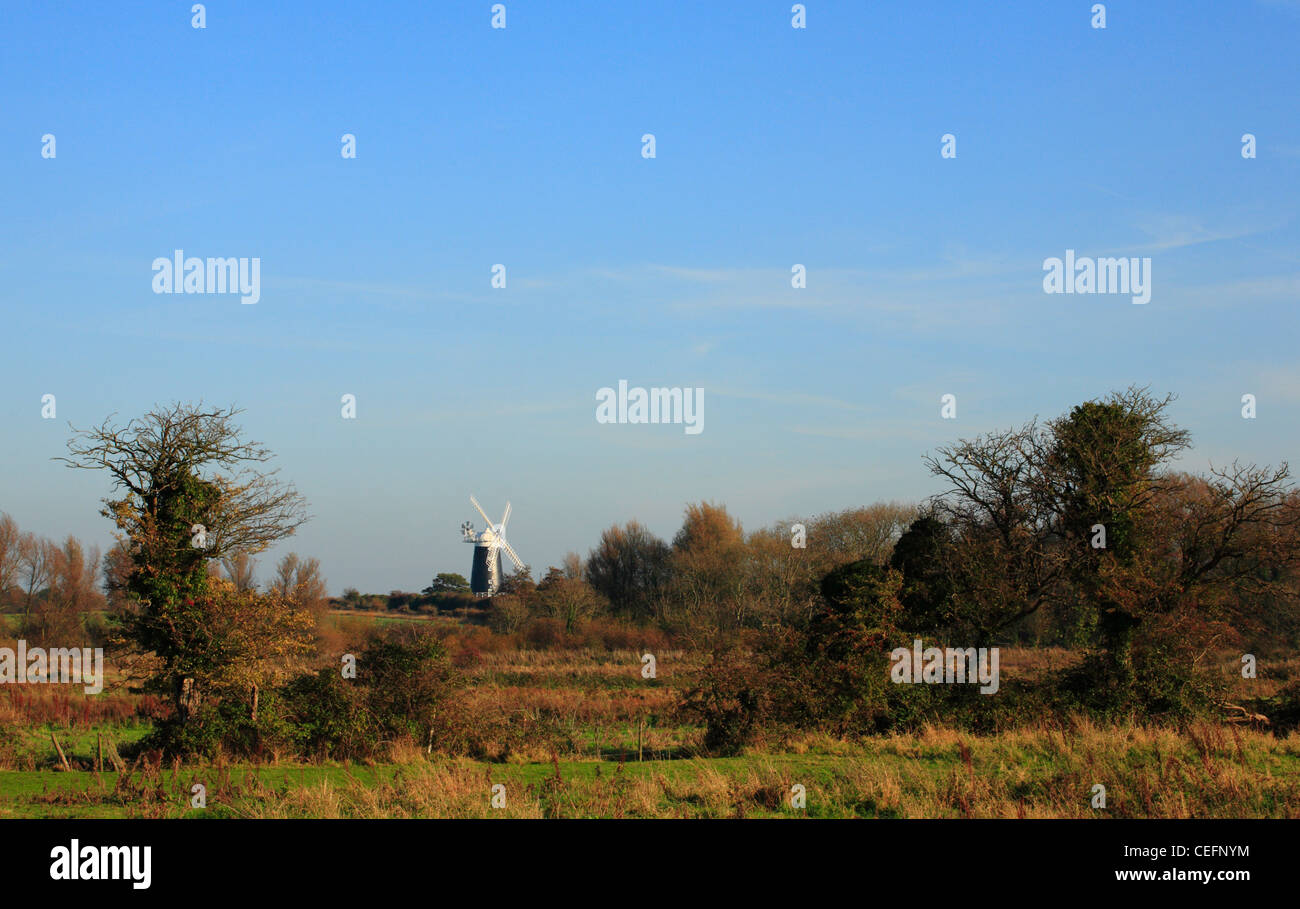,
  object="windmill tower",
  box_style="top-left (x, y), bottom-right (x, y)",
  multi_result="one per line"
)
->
top-left (461, 495), bottom-right (525, 595)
